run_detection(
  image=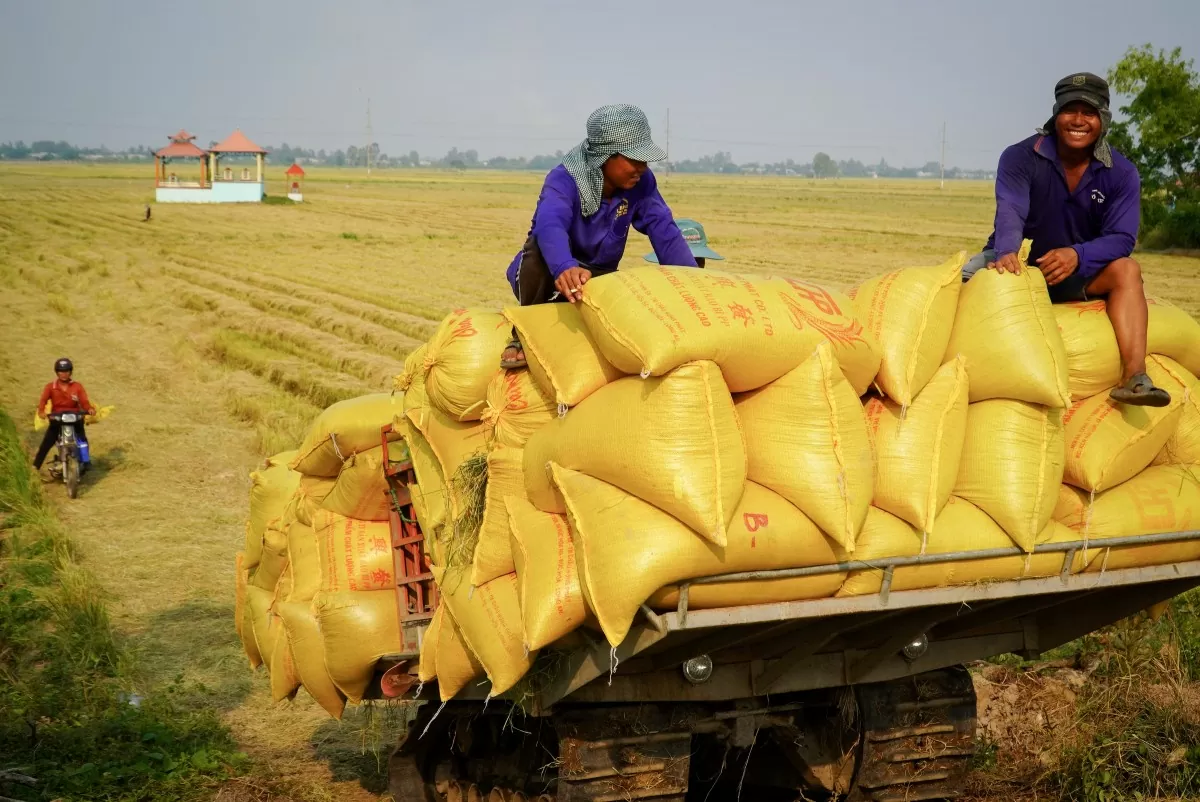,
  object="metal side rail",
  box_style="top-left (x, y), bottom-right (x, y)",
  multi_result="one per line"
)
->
top-left (530, 533), bottom-right (1200, 709)
top-left (670, 529), bottom-right (1200, 622)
